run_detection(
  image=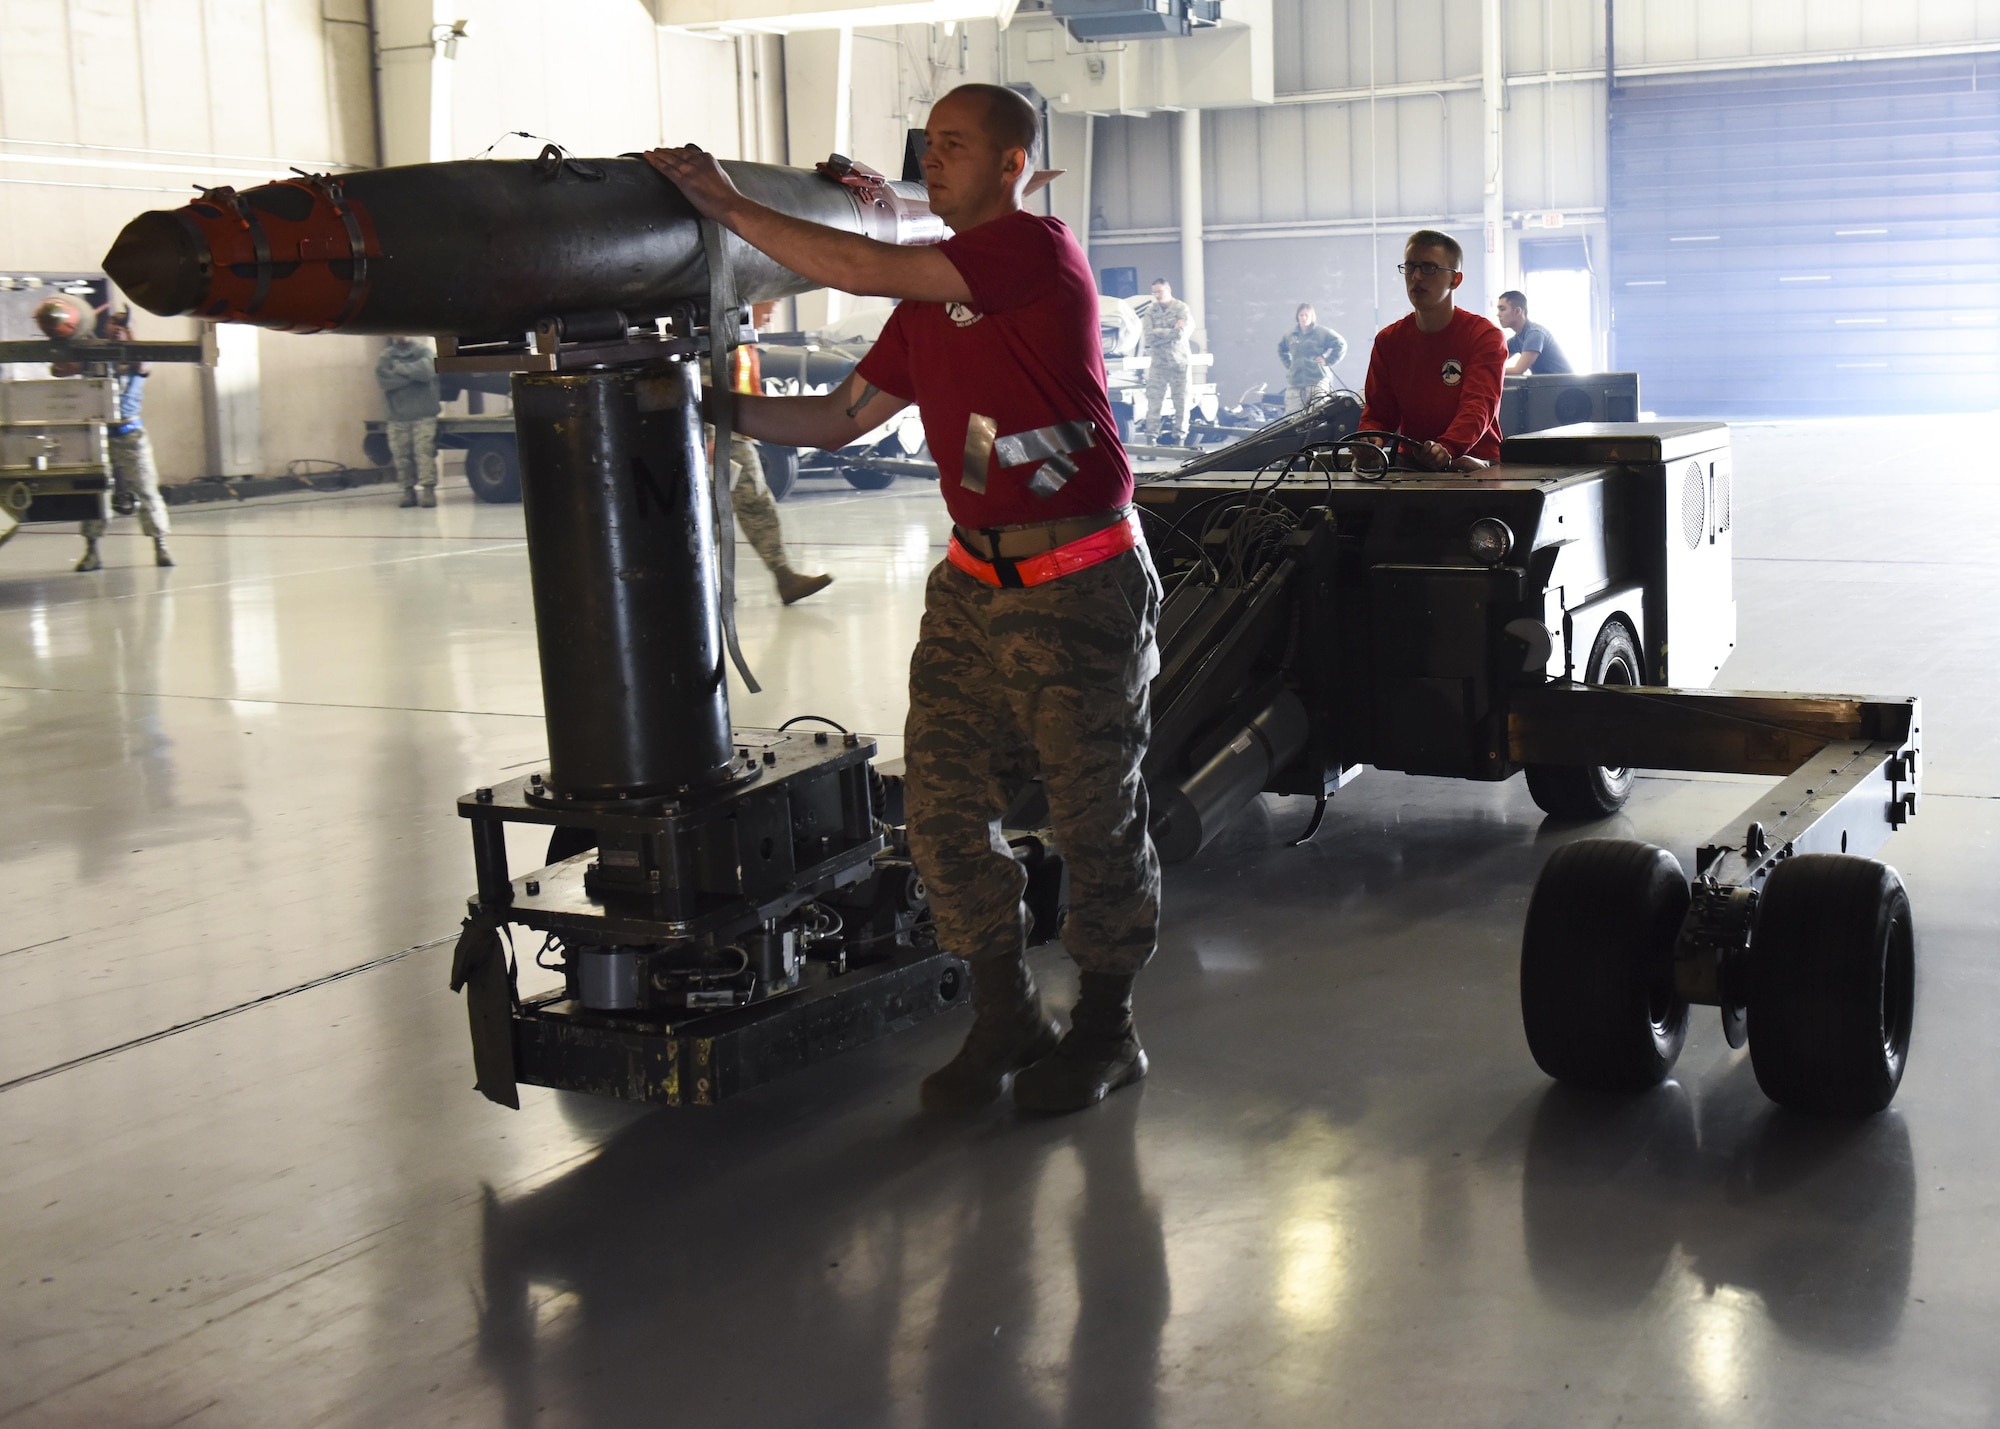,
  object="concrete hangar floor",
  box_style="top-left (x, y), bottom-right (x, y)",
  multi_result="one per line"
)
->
top-left (1, 414), bottom-right (1996, 1427)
